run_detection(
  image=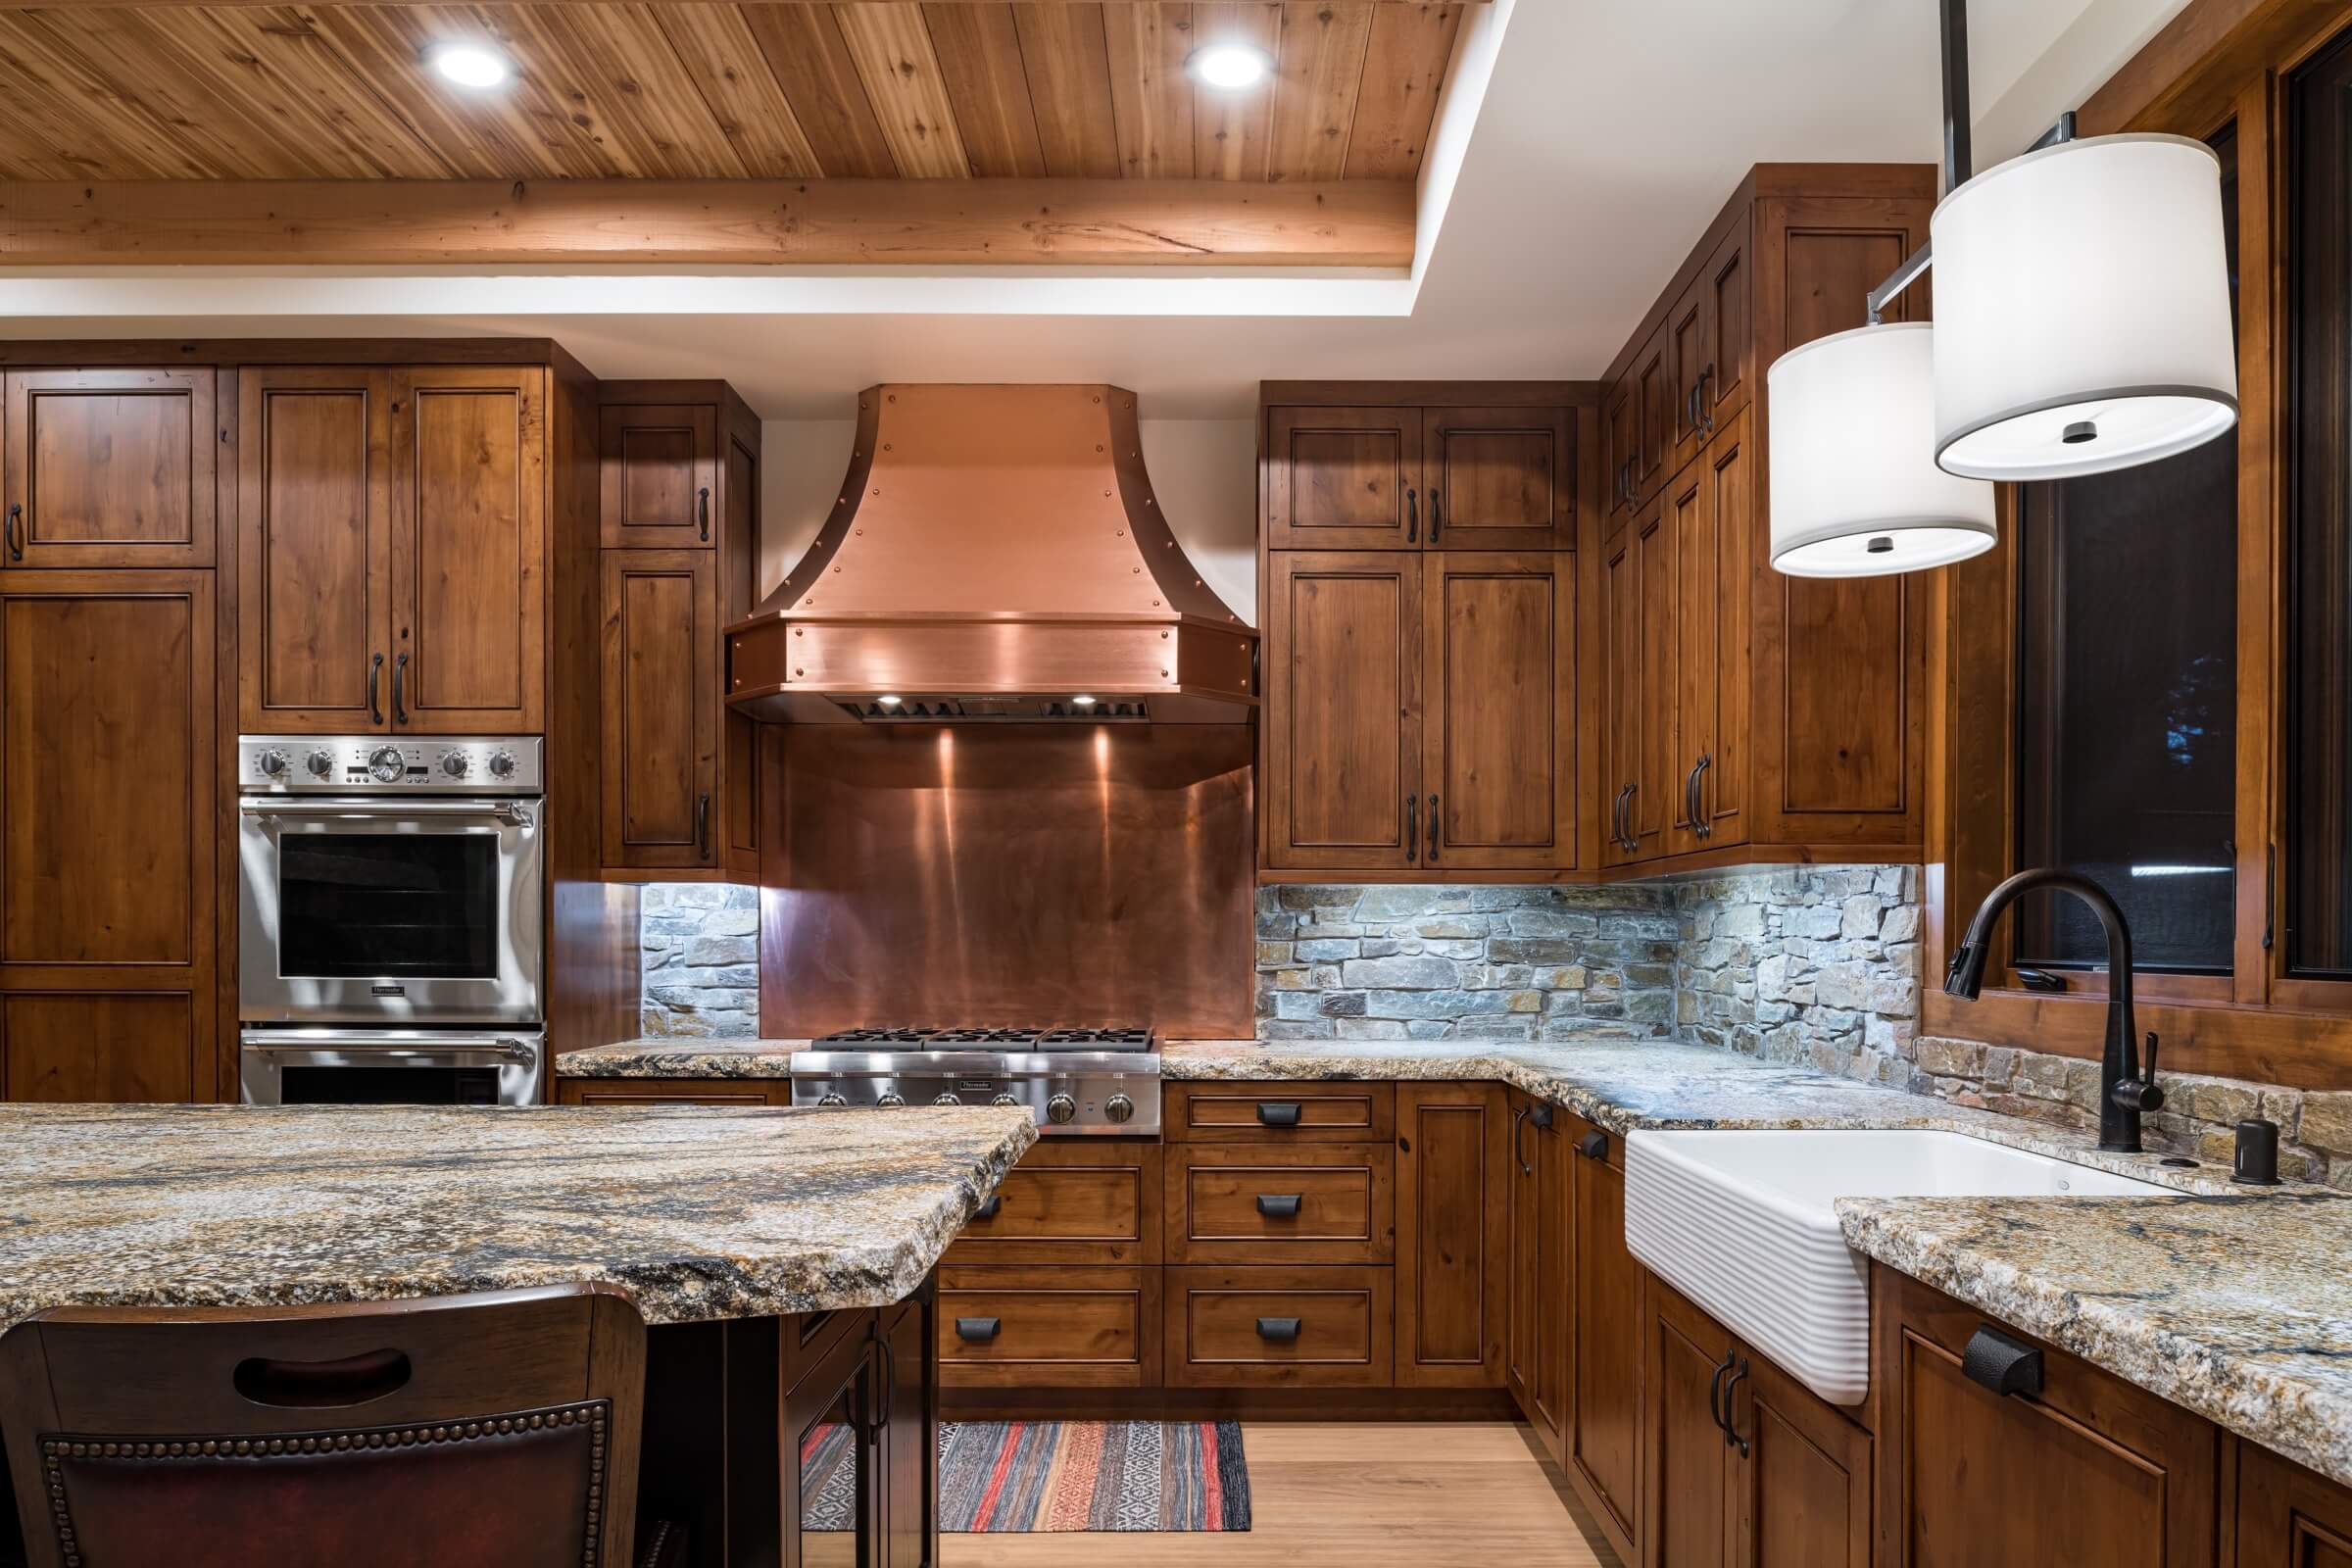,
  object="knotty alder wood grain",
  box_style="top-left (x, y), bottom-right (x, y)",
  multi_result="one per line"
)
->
top-left (0, 177), bottom-right (1417, 266)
